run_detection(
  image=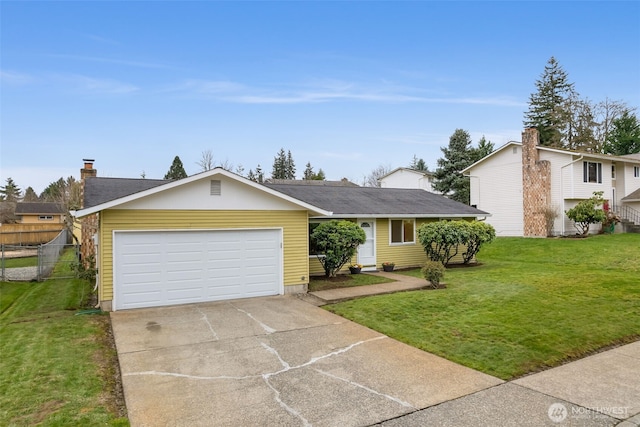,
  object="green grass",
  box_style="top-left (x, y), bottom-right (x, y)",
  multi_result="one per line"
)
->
top-left (2, 256), bottom-right (38, 268)
top-left (325, 234), bottom-right (640, 380)
top-left (0, 250), bottom-right (128, 426)
top-left (309, 271), bottom-right (394, 291)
